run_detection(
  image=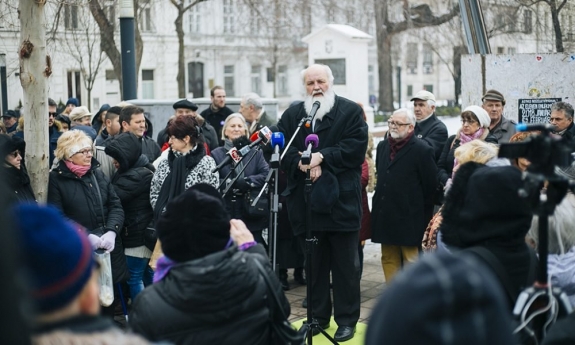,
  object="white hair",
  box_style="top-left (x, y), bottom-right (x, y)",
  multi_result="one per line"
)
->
top-left (242, 93), bottom-right (262, 109)
top-left (427, 99), bottom-right (436, 107)
top-left (300, 64), bottom-right (335, 85)
top-left (393, 108), bottom-right (416, 125)
top-left (528, 193), bottom-right (575, 254)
